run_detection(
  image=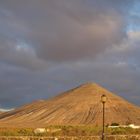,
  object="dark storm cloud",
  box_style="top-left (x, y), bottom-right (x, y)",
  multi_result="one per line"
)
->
top-left (0, 0), bottom-right (140, 108)
top-left (0, 39), bottom-right (47, 70)
top-left (0, 0), bottom-right (133, 64)
top-left (0, 62), bottom-right (51, 108)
